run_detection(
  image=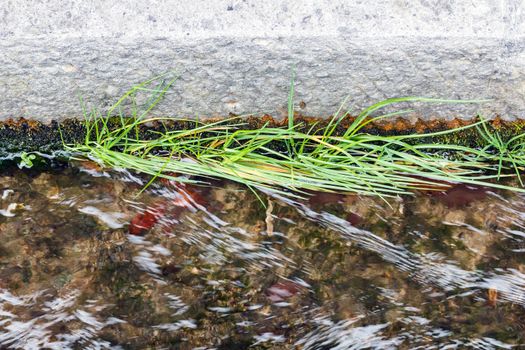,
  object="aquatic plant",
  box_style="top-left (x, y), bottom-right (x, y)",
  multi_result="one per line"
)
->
top-left (63, 73), bottom-right (525, 199)
top-left (18, 152), bottom-right (36, 169)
